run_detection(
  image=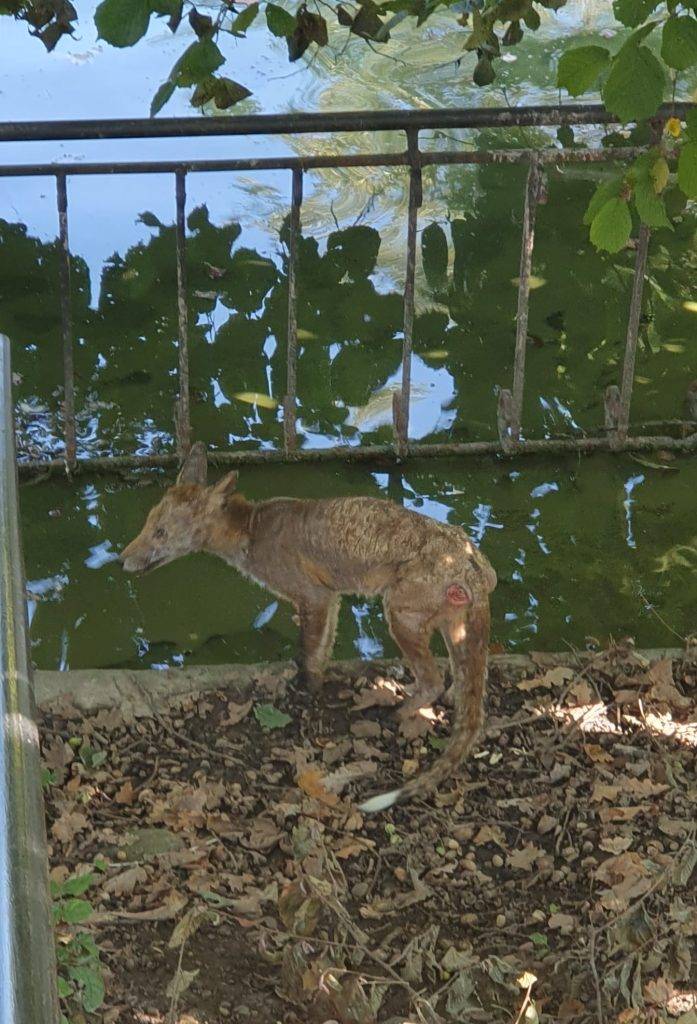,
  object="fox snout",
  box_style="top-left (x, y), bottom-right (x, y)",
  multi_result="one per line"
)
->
top-left (120, 537), bottom-right (166, 575)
